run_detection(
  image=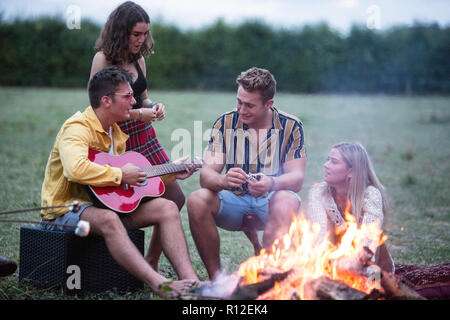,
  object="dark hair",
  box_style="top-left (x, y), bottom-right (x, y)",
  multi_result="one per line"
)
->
top-left (236, 67), bottom-right (277, 104)
top-left (88, 66), bottom-right (133, 109)
top-left (94, 1), bottom-right (154, 65)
